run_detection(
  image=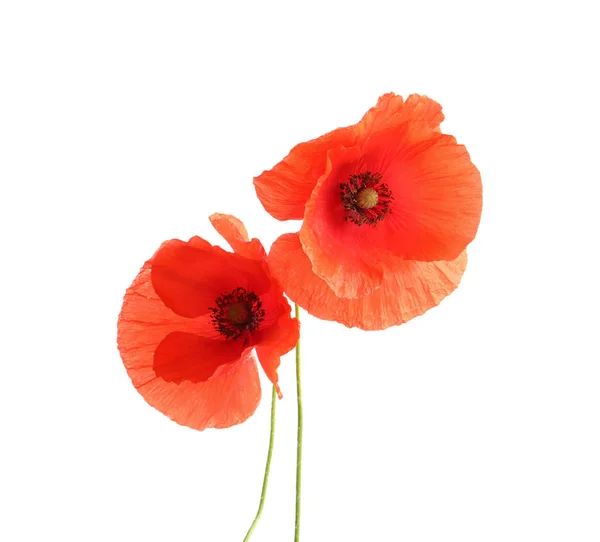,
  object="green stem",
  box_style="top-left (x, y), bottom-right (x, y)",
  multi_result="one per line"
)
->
top-left (294, 304), bottom-right (303, 542)
top-left (243, 385), bottom-right (277, 542)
